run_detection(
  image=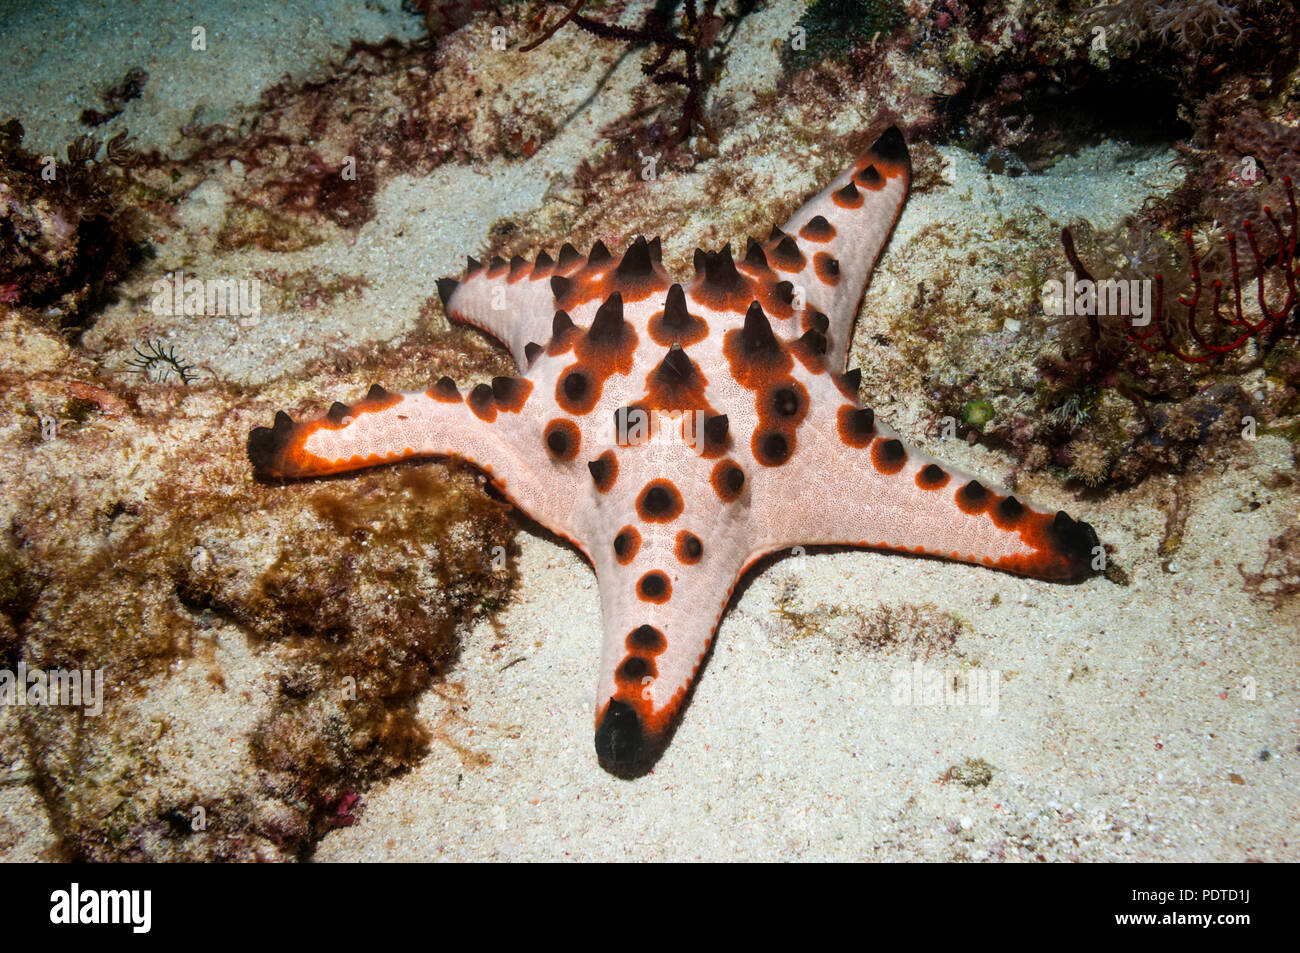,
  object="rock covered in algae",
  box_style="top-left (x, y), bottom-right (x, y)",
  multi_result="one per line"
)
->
top-left (0, 310), bottom-right (518, 859)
